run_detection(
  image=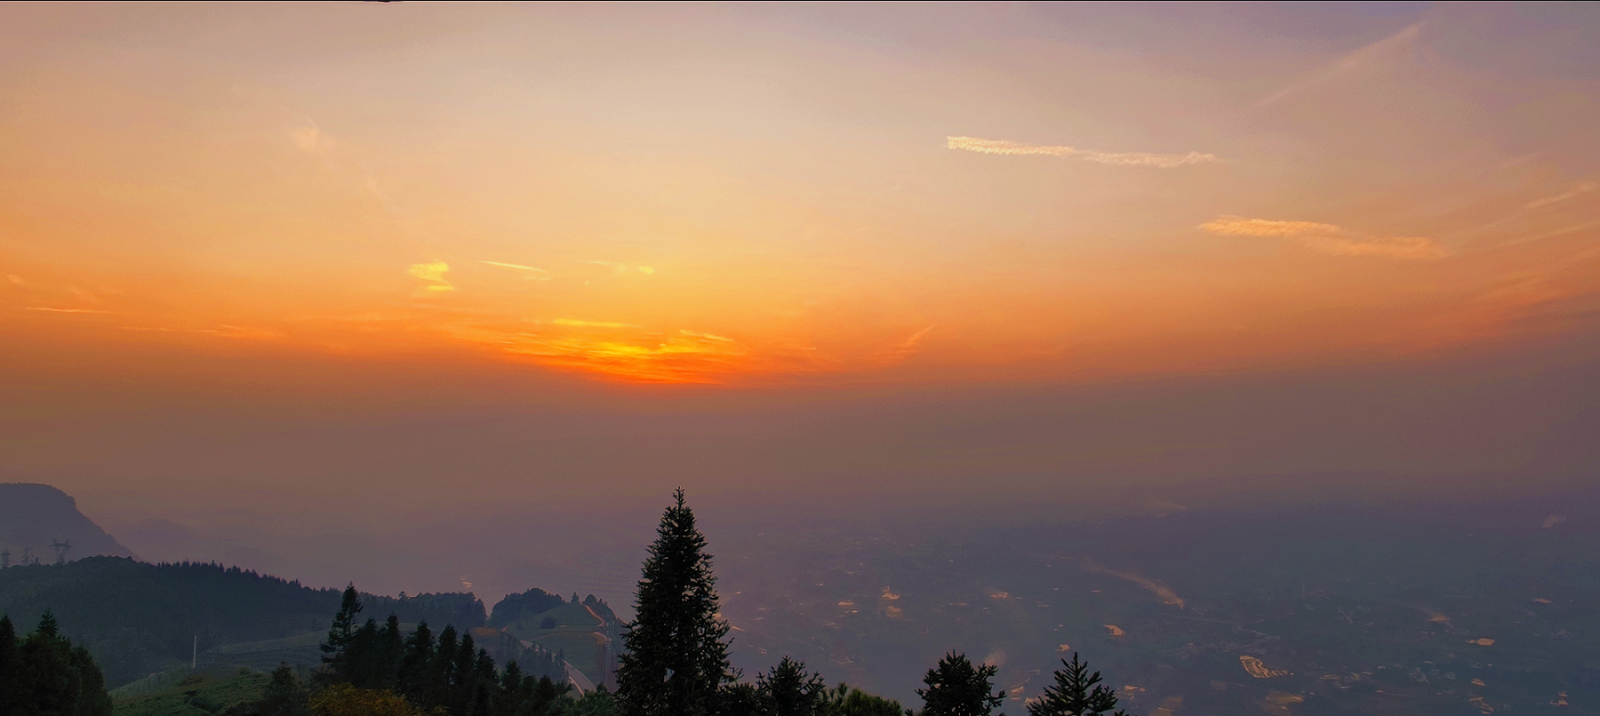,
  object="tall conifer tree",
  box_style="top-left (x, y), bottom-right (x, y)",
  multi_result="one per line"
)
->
top-left (616, 489), bottom-right (737, 716)
top-left (756, 656), bottom-right (827, 716)
top-left (320, 583), bottom-right (363, 679)
top-left (1027, 653), bottom-right (1128, 716)
top-left (917, 651), bottom-right (1004, 716)
top-left (0, 615), bottom-right (19, 716)
top-left (15, 610), bottom-right (112, 716)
